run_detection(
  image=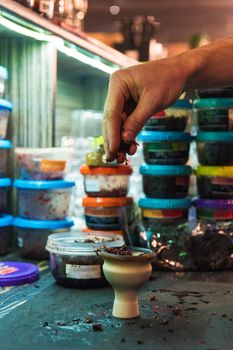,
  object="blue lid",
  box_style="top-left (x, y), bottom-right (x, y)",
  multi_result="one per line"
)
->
top-left (0, 66), bottom-right (8, 80)
top-left (0, 214), bottom-right (13, 227)
top-left (0, 140), bottom-right (12, 149)
top-left (0, 178), bottom-right (11, 187)
top-left (138, 131), bottom-right (193, 142)
top-left (194, 98), bottom-right (233, 109)
top-left (172, 99), bottom-right (192, 109)
top-left (139, 197), bottom-right (191, 209)
top-left (140, 164), bottom-right (192, 176)
top-left (197, 131), bottom-right (233, 141)
top-left (13, 217), bottom-right (74, 229)
top-left (0, 261), bottom-right (39, 287)
top-left (13, 179), bottom-right (75, 189)
top-left (0, 99), bottom-right (13, 111)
